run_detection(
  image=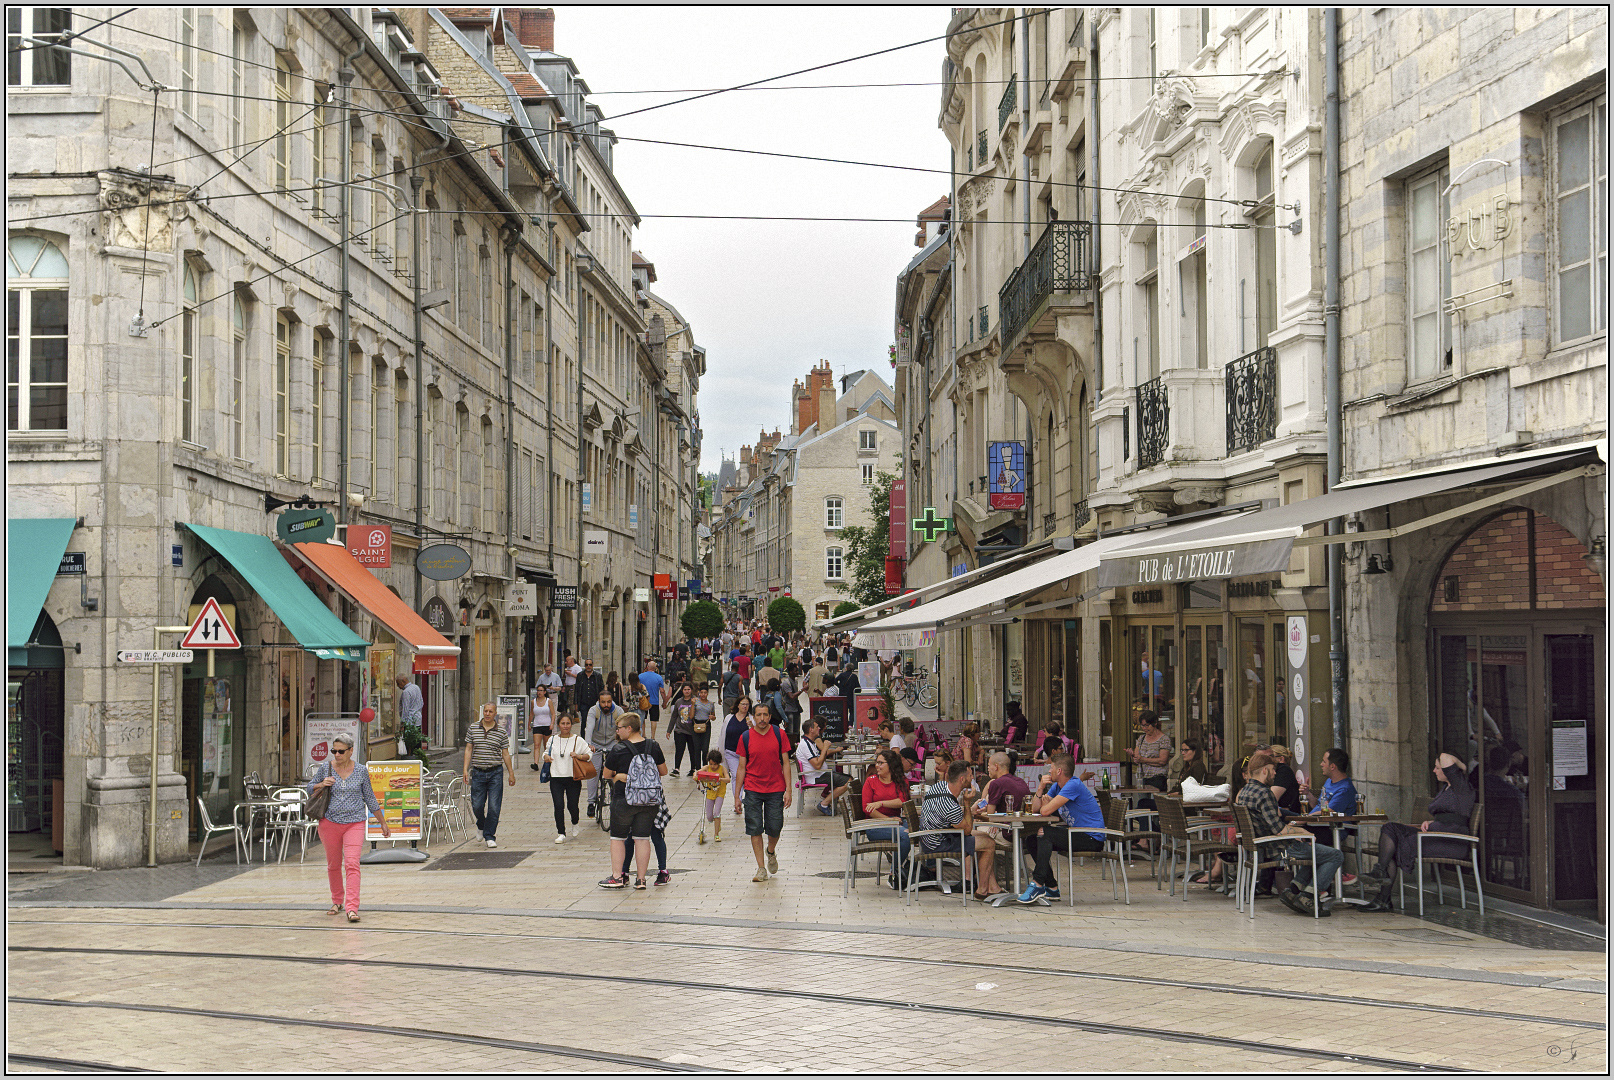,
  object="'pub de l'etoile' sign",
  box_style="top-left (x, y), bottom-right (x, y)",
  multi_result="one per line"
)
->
top-left (1097, 537), bottom-right (1292, 590)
